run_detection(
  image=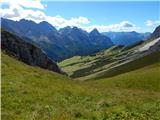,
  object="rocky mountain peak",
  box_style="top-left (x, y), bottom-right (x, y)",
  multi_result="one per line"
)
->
top-left (90, 28), bottom-right (100, 36)
top-left (39, 21), bottom-right (57, 32)
top-left (59, 26), bottom-right (72, 34)
top-left (19, 19), bottom-right (36, 25)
